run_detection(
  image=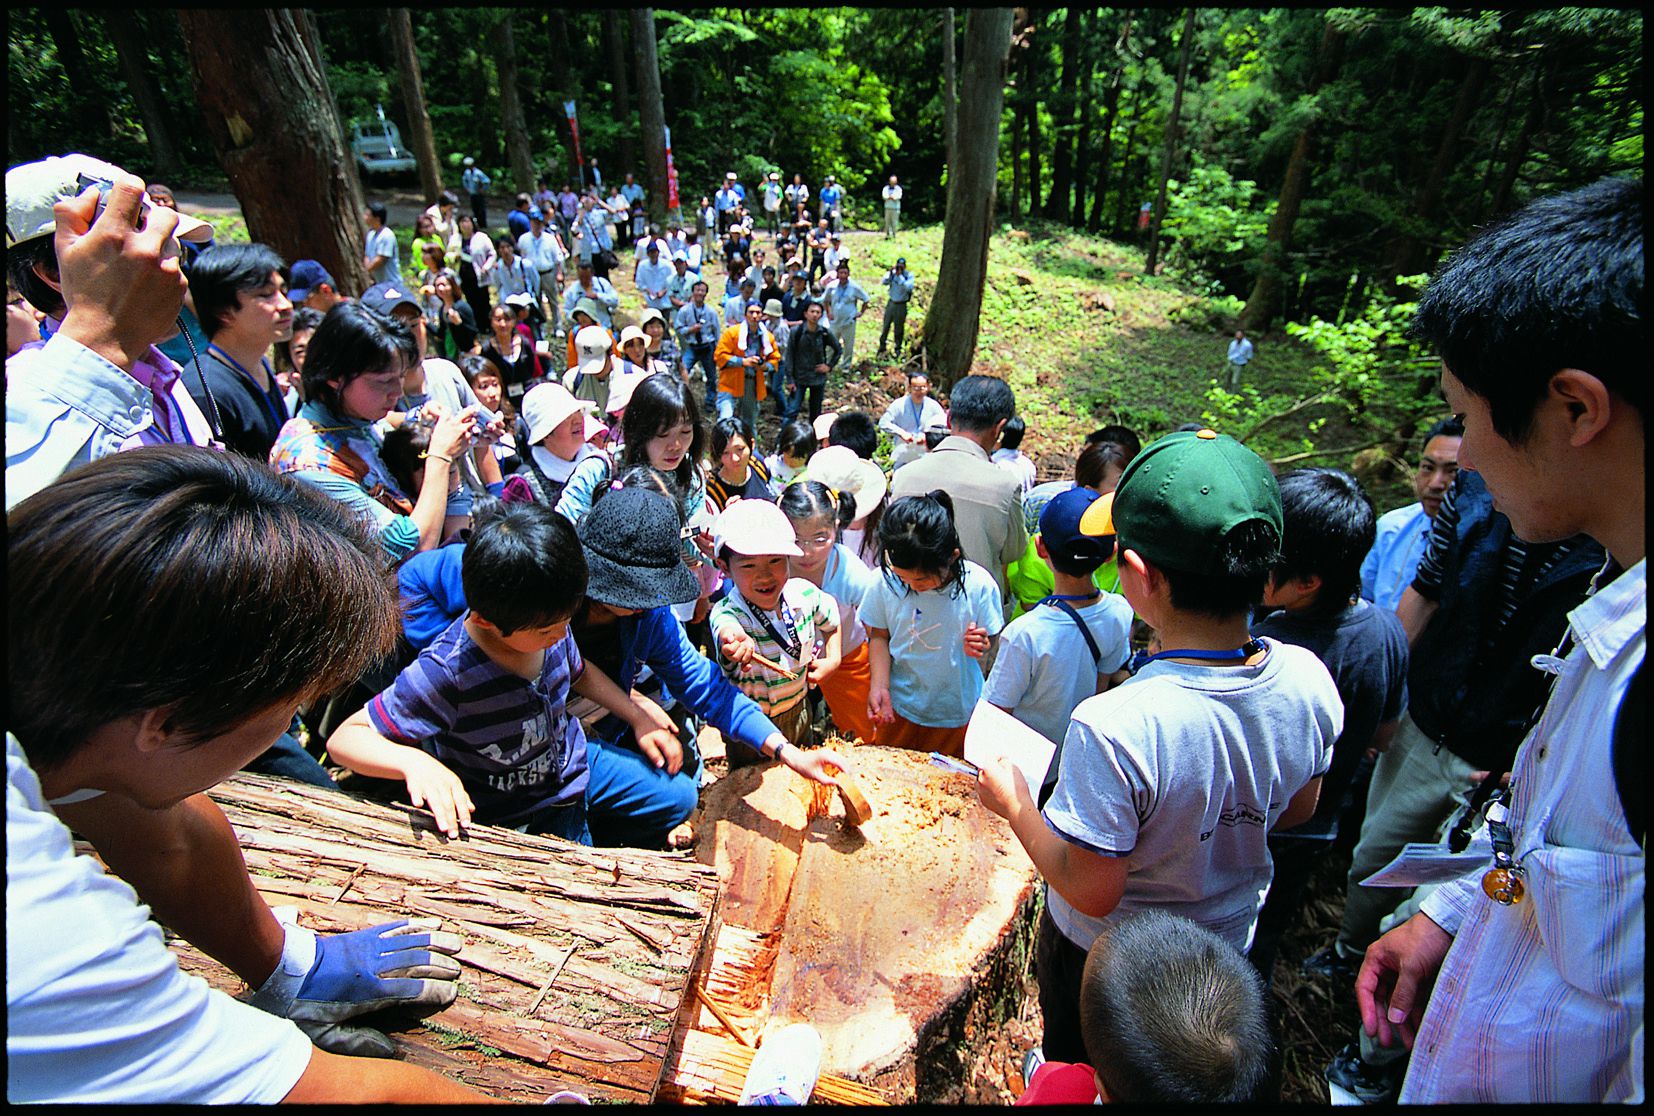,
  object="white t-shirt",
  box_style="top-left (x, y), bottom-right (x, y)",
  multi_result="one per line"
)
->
top-left (1041, 640), bottom-right (1343, 954)
top-left (5, 733), bottom-right (314, 1103)
top-left (858, 559), bottom-right (1004, 728)
top-left (991, 447), bottom-right (1037, 494)
top-left (981, 593), bottom-right (1133, 746)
